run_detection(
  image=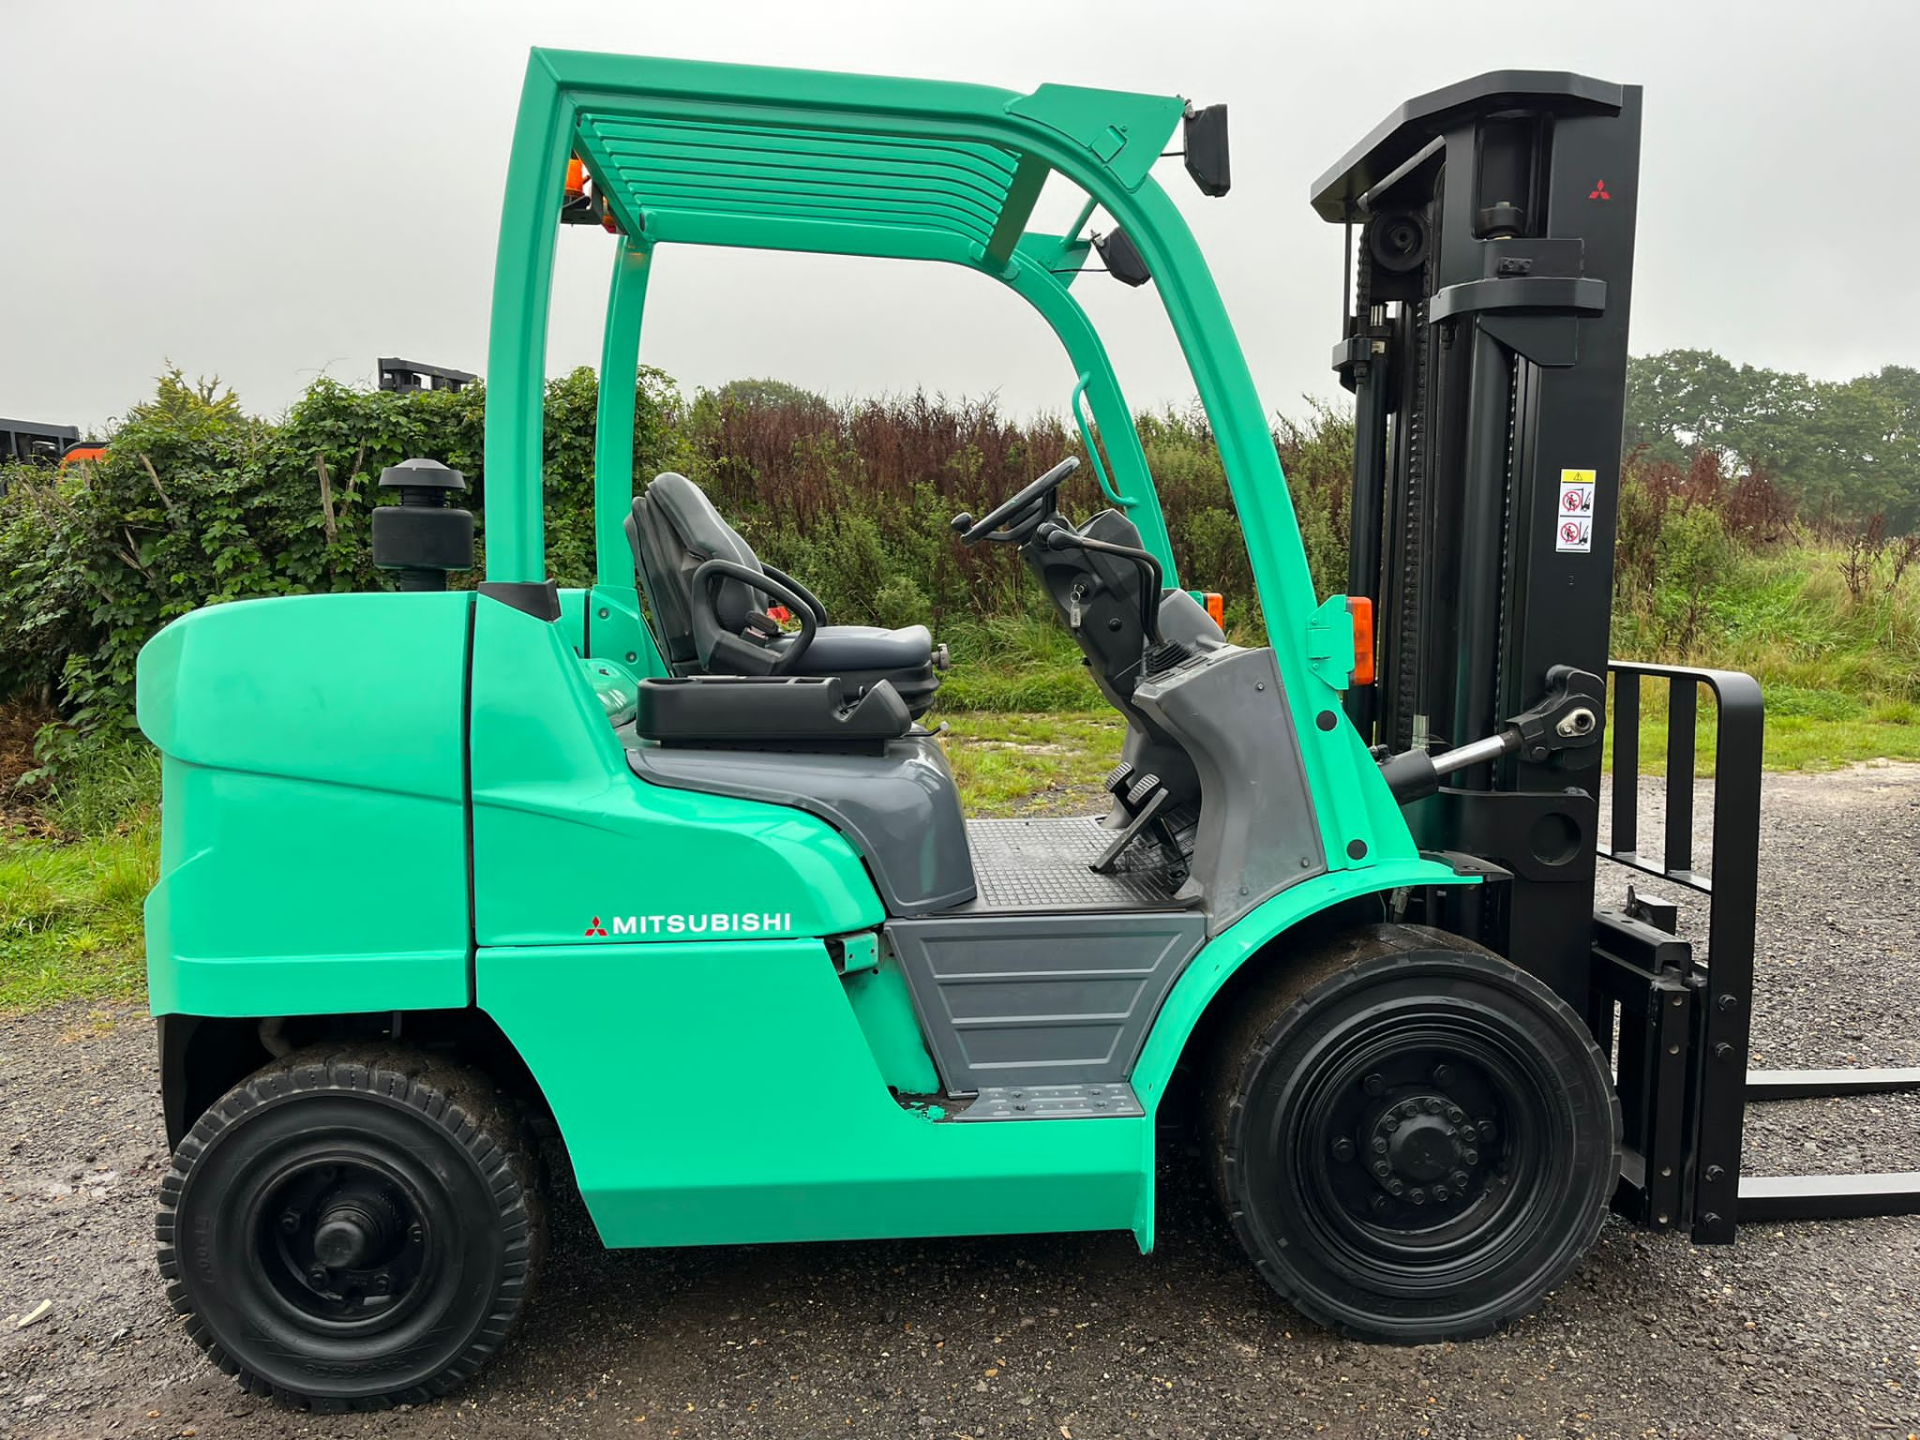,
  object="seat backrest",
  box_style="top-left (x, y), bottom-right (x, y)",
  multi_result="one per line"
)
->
top-left (625, 472), bottom-right (768, 669)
